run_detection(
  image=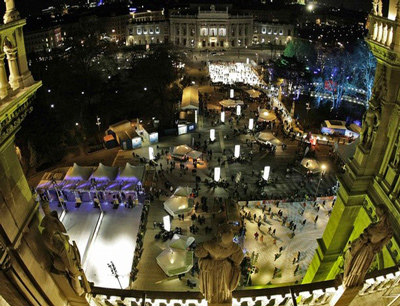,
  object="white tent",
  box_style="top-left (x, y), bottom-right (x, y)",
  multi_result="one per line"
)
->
top-left (90, 163), bottom-right (119, 181)
top-left (219, 99), bottom-right (244, 108)
top-left (246, 89), bottom-right (261, 98)
top-left (156, 247), bottom-right (194, 277)
top-left (301, 158), bottom-right (321, 173)
top-left (186, 150), bottom-right (202, 160)
top-left (117, 163), bottom-right (145, 182)
top-left (64, 163), bottom-right (94, 181)
top-left (181, 86), bottom-right (199, 110)
top-left (164, 196), bottom-right (194, 218)
top-left (256, 132), bottom-right (282, 146)
top-left (259, 109), bottom-right (277, 122)
top-left (172, 145), bottom-right (192, 159)
top-left (167, 234), bottom-right (195, 250)
top-left (173, 186), bottom-right (193, 197)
